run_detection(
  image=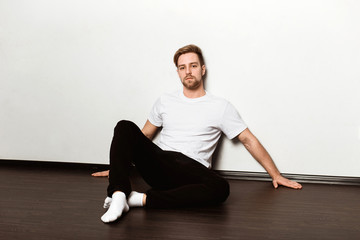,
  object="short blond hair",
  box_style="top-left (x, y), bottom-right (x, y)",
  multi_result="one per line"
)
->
top-left (173, 44), bottom-right (205, 67)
